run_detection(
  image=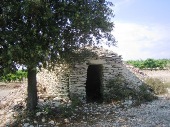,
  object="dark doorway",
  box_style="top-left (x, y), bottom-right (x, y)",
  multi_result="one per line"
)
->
top-left (86, 65), bottom-right (103, 103)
